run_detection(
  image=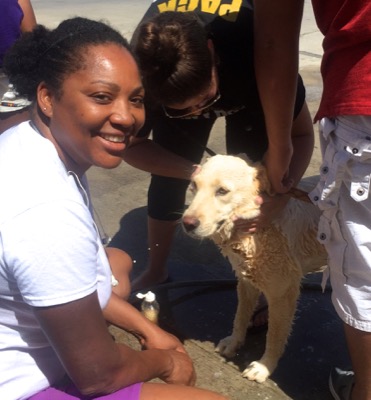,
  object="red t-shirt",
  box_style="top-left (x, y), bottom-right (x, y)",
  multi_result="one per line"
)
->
top-left (311, 0), bottom-right (371, 120)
